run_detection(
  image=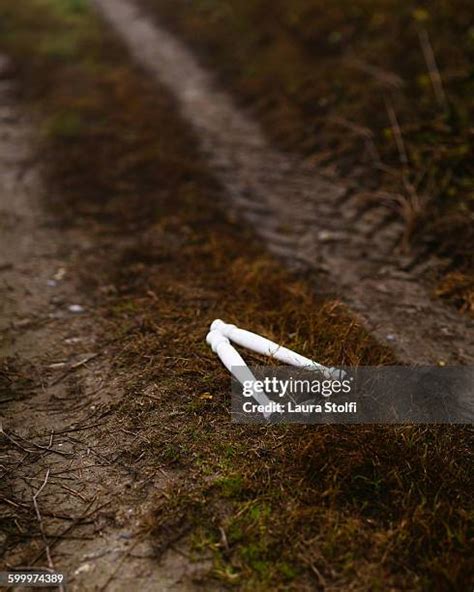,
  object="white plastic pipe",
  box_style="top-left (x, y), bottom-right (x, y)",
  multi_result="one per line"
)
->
top-left (206, 329), bottom-right (272, 418)
top-left (211, 319), bottom-right (342, 380)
